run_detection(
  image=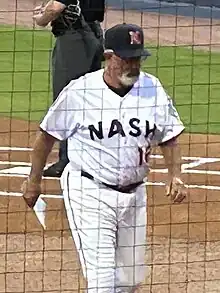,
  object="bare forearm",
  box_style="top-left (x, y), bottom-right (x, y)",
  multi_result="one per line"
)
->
top-left (30, 131), bottom-right (56, 183)
top-left (160, 138), bottom-right (182, 178)
top-left (35, 15), bottom-right (53, 27)
top-left (36, 10), bottom-right (58, 26)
